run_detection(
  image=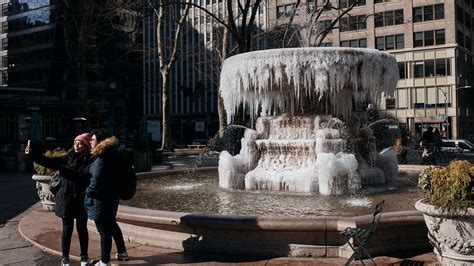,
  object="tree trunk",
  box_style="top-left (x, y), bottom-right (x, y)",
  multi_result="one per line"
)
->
top-left (160, 68), bottom-right (171, 150)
